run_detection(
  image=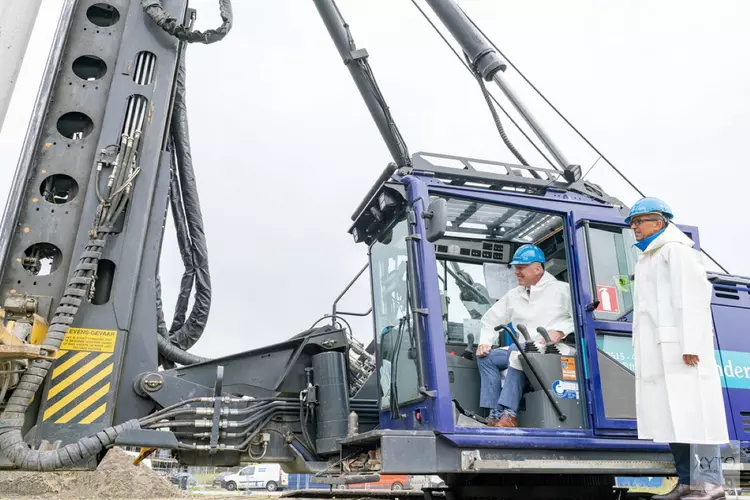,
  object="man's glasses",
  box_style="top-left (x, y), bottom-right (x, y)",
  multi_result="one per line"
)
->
top-left (630, 217), bottom-right (661, 227)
